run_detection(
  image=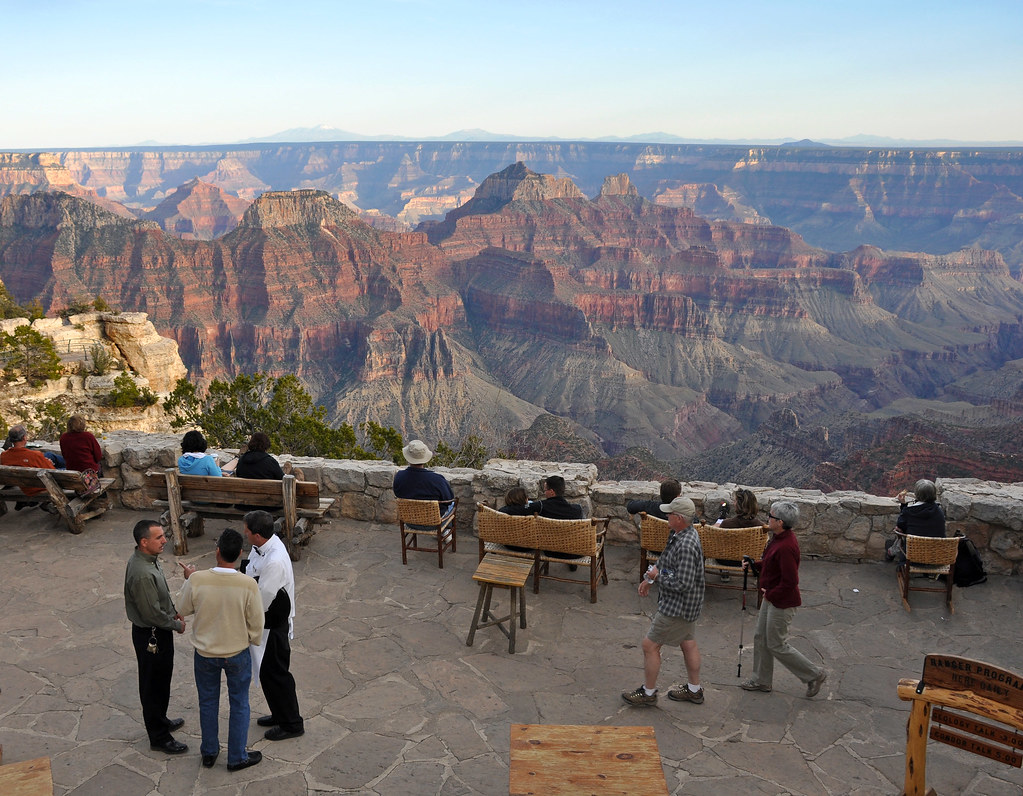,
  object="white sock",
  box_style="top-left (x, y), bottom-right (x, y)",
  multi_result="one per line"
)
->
top-left (643, 686), bottom-right (657, 696)
top-left (688, 683), bottom-right (701, 692)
